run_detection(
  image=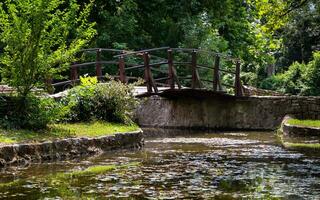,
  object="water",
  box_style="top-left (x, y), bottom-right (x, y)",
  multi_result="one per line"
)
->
top-left (0, 130), bottom-right (319, 199)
